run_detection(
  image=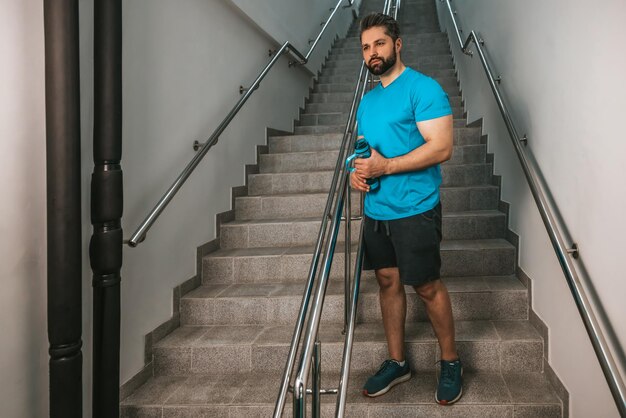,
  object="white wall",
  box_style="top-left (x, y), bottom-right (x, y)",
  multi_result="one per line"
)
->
top-left (436, 0), bottom-right (626, 416)
top-left (229, 0), bottom-right (357, 72)
top-left (120, 0), bottom-right (357, 387)
top-left (0, 0), bottom-right (357, 415)
top-left (0, 0), bottom-right (48, 416)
